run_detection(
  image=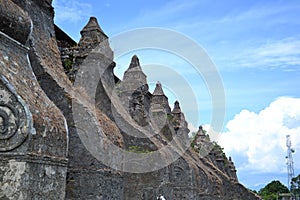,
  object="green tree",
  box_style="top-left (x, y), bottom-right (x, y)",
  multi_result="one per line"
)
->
top-left (258, 180), bottom-right (289, 200)
top-left (291, 174), bottom-right (300, 197)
